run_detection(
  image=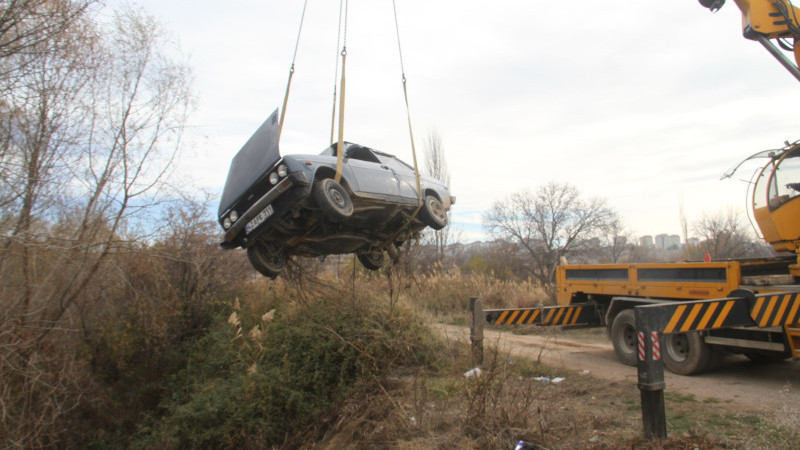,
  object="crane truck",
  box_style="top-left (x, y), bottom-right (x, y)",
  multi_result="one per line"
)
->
top-left (482, 0), bottom-right (800, 375)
